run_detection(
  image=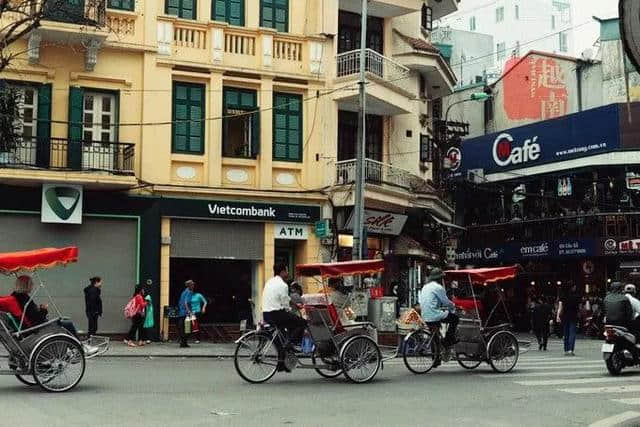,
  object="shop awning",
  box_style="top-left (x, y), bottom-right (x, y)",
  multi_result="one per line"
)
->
top-left (429, 214), bottom-right (467, 231)
top-left (0, 247), bottom-right (78, 274)
top-left (393, 235), bottom-right (439, 260)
